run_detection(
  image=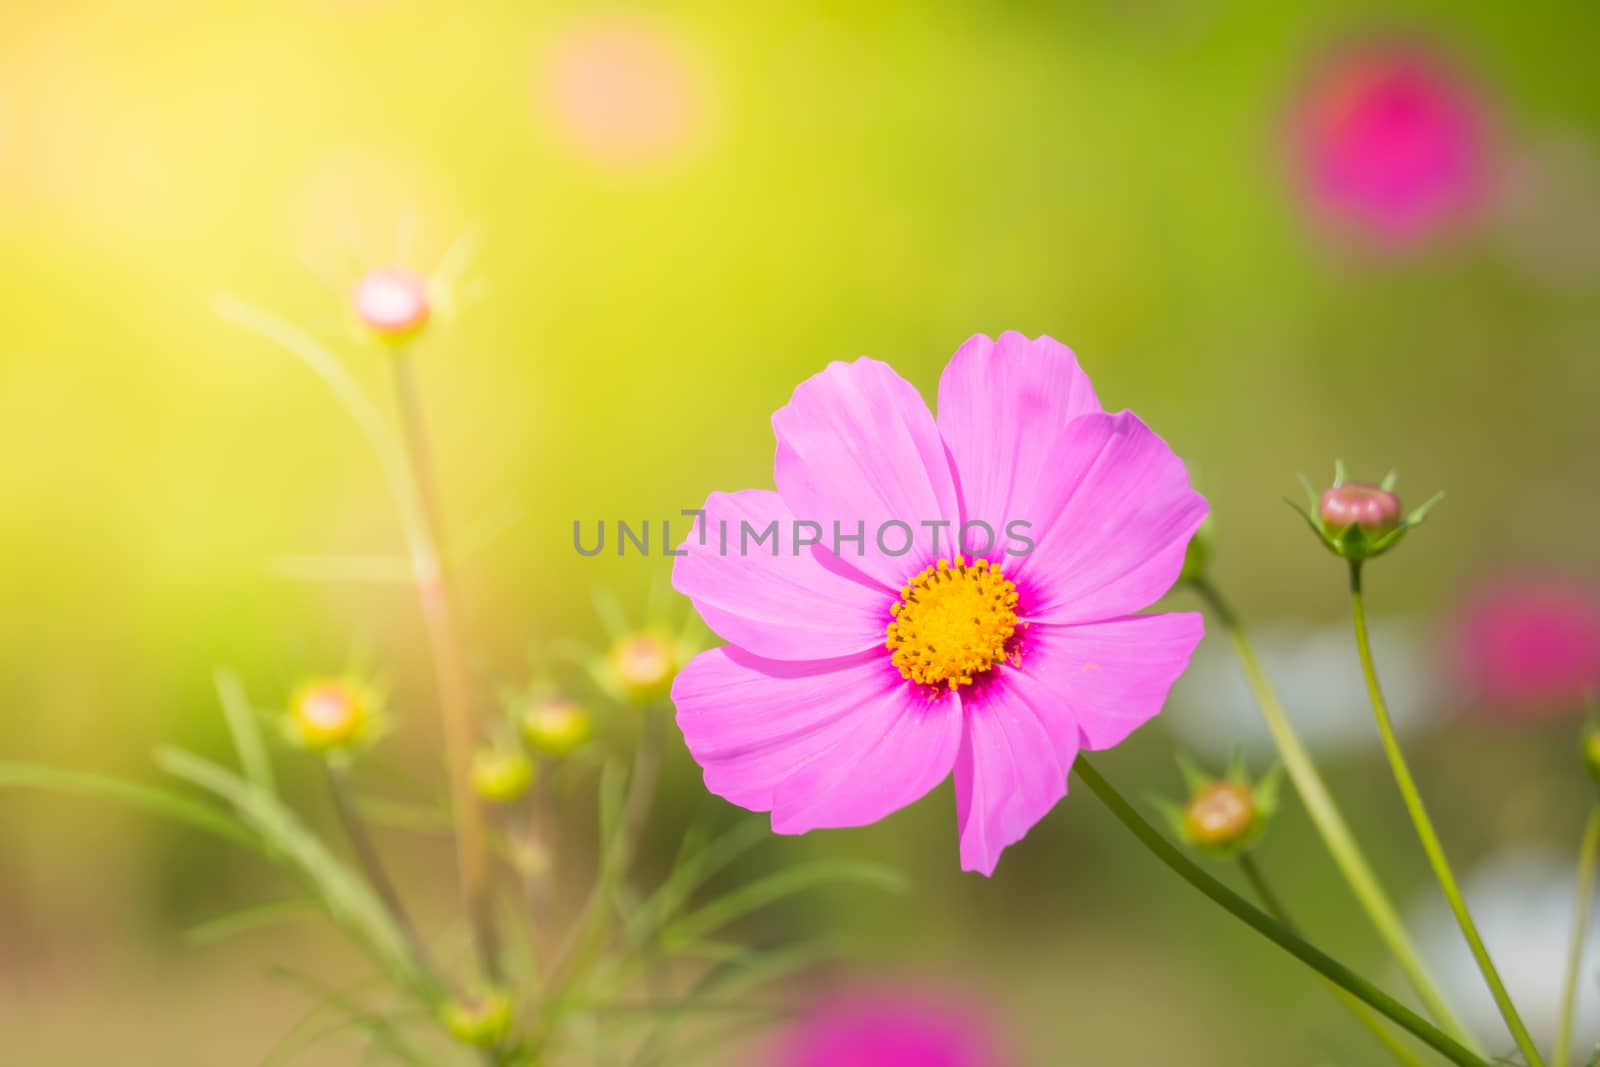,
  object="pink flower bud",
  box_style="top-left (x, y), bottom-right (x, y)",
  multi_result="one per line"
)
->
top-left (1318, 482), bottom-right (1401, 533)
top-left (352, 268), bottom-right (430, 341)
top-left (610, 632), bottom-right (677, 702)
top-left (286, 678), bottom-right (375, 751)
